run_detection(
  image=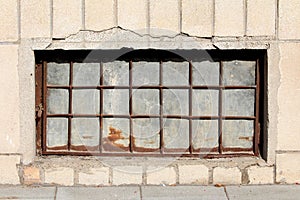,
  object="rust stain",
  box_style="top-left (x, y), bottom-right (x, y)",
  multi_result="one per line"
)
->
top-left (103, 126), bottom-right (128, 152)
top-left (144, 140), bottom-right (156, 144)
top-left (82, 135), bottom-right (94, 139)
top-left (103, 126), bottom-right (159, 152)
top-left (107, 126), bottom-right (125, 142)
top-left (238, 136), bottom-right (253, 141)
